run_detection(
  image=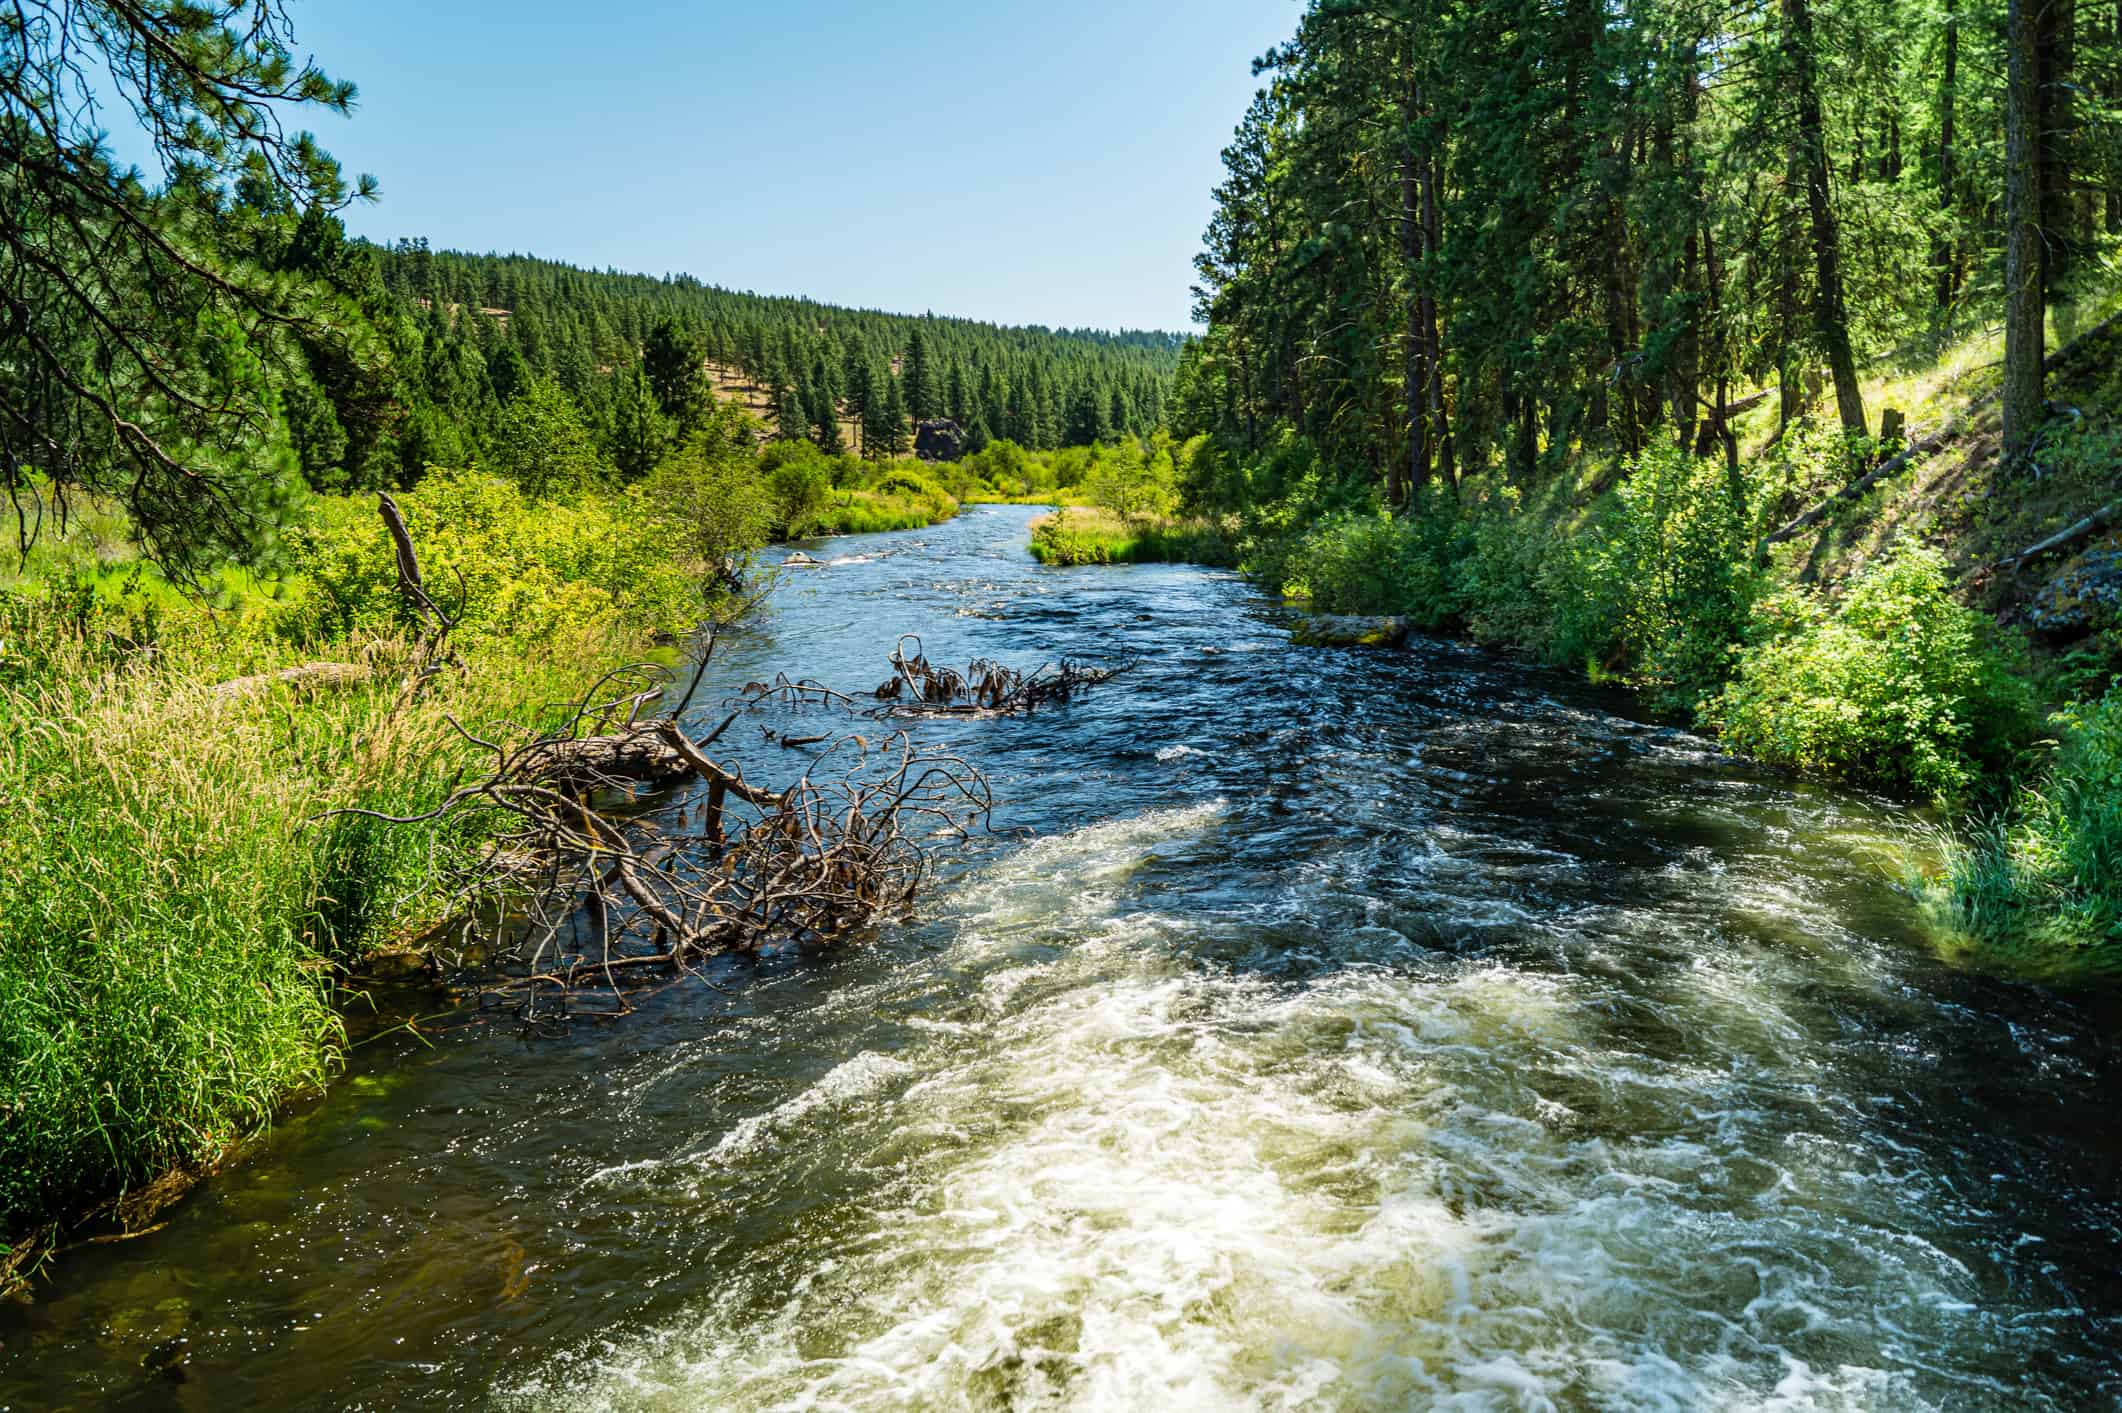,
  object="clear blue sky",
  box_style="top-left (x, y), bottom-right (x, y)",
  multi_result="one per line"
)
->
top-left (275, 0), bottom-right (1298, 332)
